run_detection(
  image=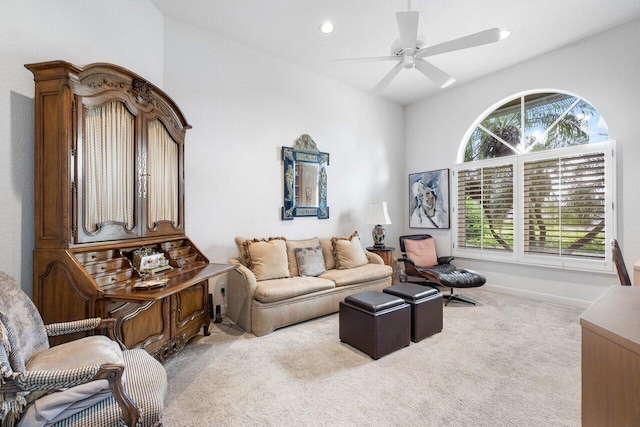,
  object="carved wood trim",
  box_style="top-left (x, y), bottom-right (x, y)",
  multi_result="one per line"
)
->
top-left (155, 333), bottom-right (186, 362)
top-left (131, 78), bottom-right (152, 105)
top-left (95, 364), bottom-right (140, 427)
top-left (110, 300), bottom-right (168, 349)
top-left (293, 134), bottom-right (320, 153)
